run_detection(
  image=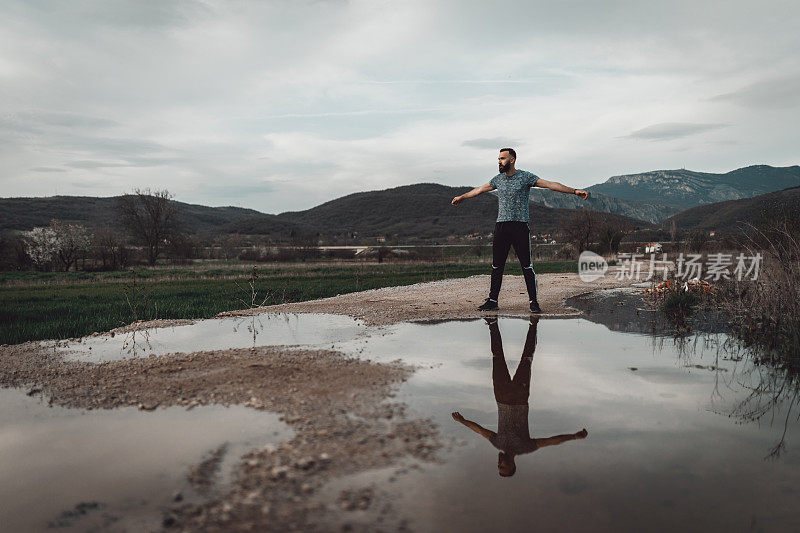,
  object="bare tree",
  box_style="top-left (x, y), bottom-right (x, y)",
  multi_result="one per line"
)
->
top-left (558, 210), bottom-right (597, 254)
top-left (92, 227), bottom-right (129, 270)
top-left (117, 189), bottom-right (179, 265)
top-left (221, 233), bottom-right (245, 261)
top-left (596, 223), bottom-right (626, 255)
top-left (0, 231), bottom-right (30, 270)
